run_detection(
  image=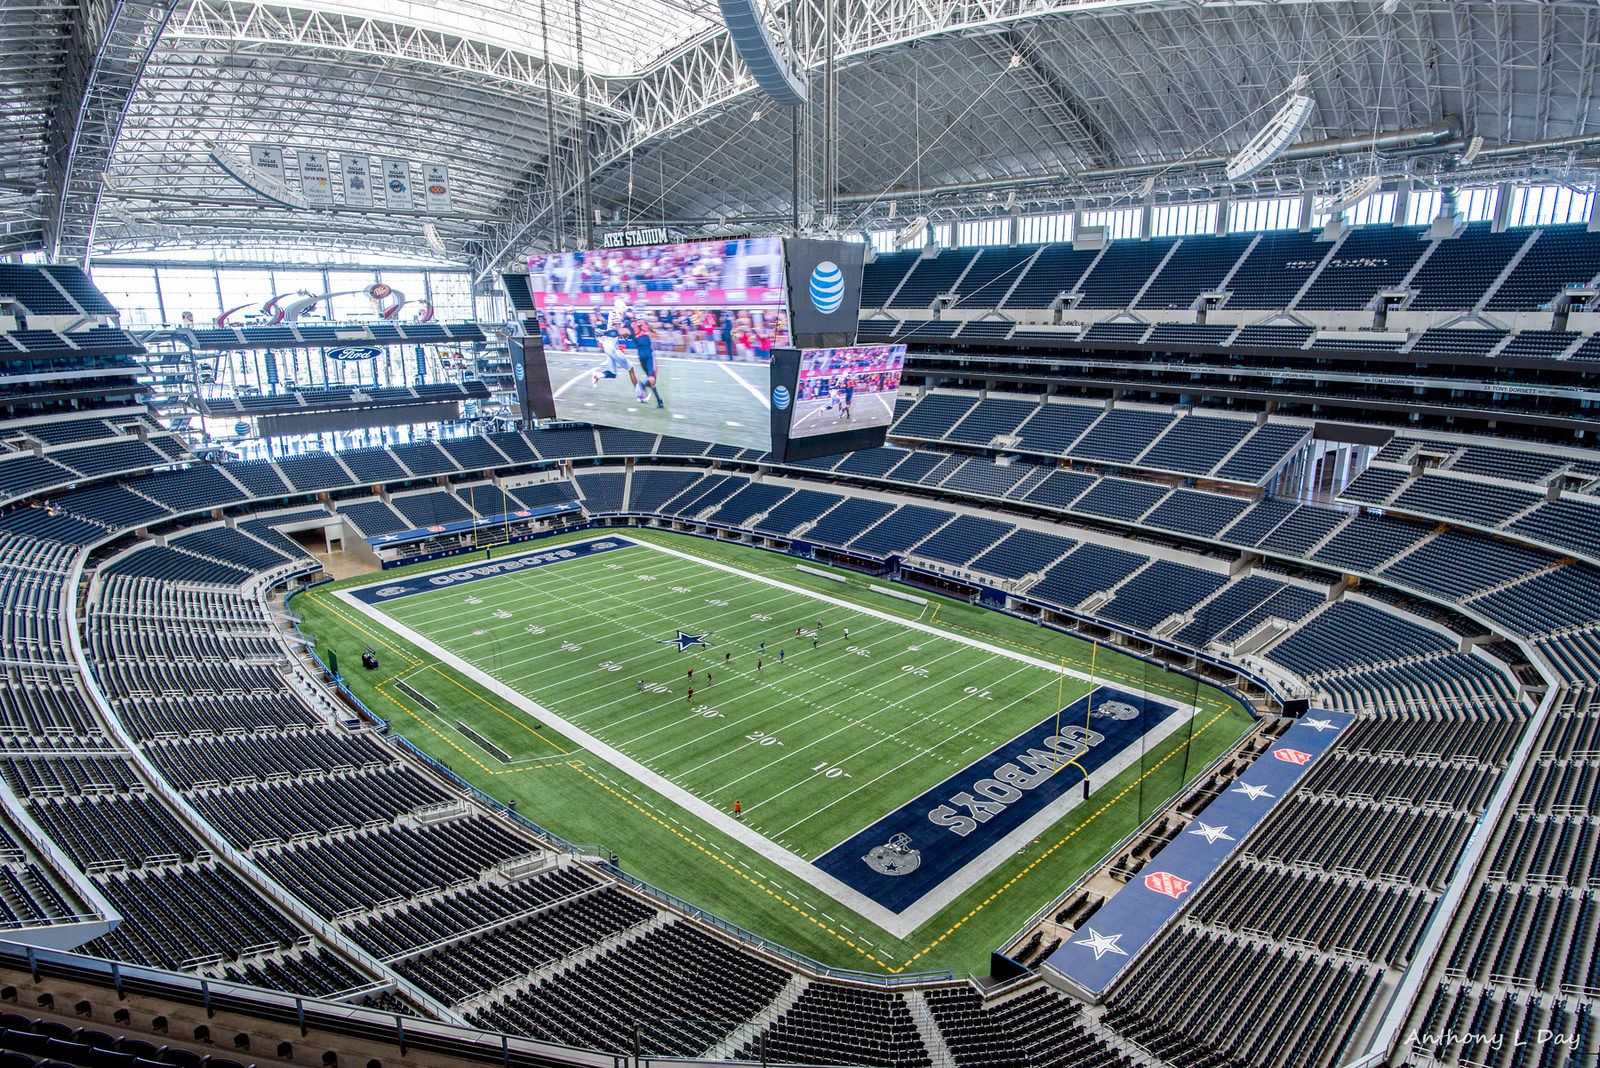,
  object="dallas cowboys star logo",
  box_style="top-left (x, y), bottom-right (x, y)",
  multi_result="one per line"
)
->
top-left (660, 630), bottom-right (711, 652)
top-left (1189, 821), bottom-right (1235, 845)
top-left (1074, 928), bottom-right (1128, 961)
top-left (1302, 717), bottom-right (1337, 732)
top-left (1234, 783), bottom-right (1274, 801)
